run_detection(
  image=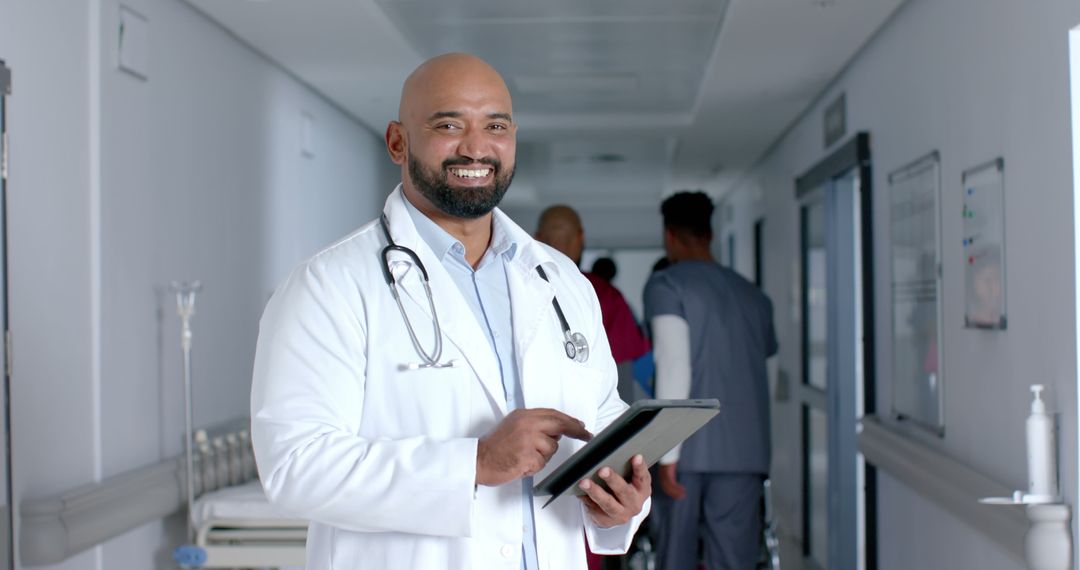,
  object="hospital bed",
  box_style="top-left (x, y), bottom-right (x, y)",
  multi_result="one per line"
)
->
top-left (174, 421), bottom-right (308, 569)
